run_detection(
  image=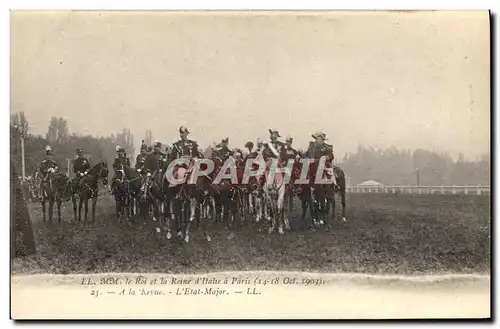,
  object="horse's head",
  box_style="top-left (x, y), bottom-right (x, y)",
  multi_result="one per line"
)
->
top-left (89, 161), bottom-right (109, 186)
top-left (114, 164), bottom-right (126, 182)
